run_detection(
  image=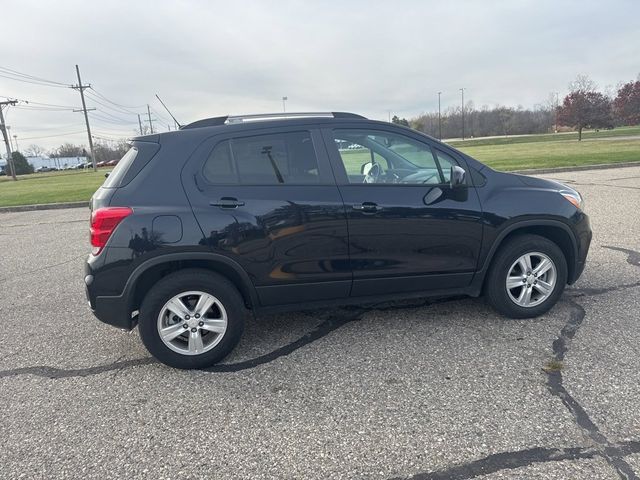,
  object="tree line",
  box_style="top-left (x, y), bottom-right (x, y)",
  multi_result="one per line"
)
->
top-left (396, 74), bottom-right (640, 140)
